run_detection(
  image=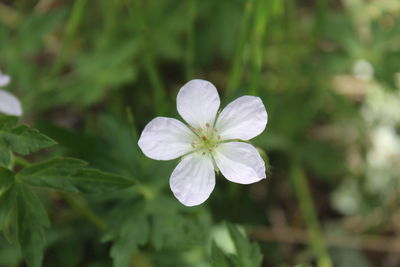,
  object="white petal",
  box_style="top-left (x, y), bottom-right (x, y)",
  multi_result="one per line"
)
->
top-left (0, 90), bottom-right (23, 116)
top-left (214, 142), bottom-right (266, 184)
top-left (177, 79), bottom-right (220, 128)
top-left (138, 117), bottom-right (196, 160)
top-left (215, 96), bottom-right (267, 140)
top-left (170, 154), bottom-right (215, 206)
top-left (0, 73), bottom-right (10, 87)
